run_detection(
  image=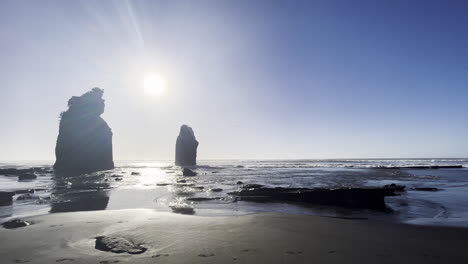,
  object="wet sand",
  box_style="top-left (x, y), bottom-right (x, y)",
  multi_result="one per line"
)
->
top-left (1, 209), bottom-right (468, 263)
